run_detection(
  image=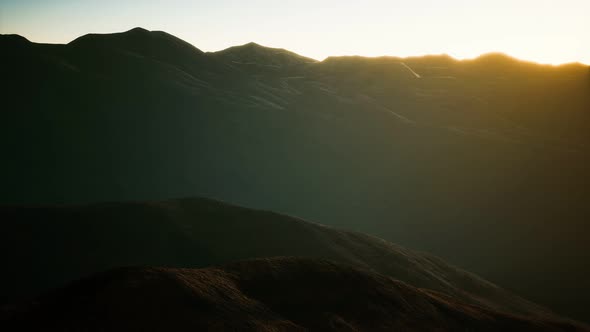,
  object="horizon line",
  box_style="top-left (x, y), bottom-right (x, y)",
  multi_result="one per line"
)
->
top-left (4, 27), bottom-right (589, 67)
